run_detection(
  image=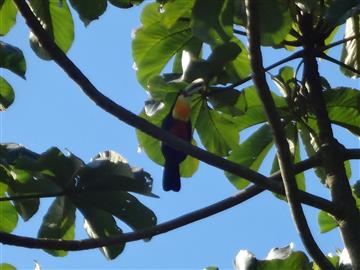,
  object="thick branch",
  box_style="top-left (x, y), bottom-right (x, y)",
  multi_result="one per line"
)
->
top-left (300, 13), bottom-right (360, 268)
top-left (246, 2), bottom-right (333, 269)
top-left (11, 0), bottom-right (334, 211)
